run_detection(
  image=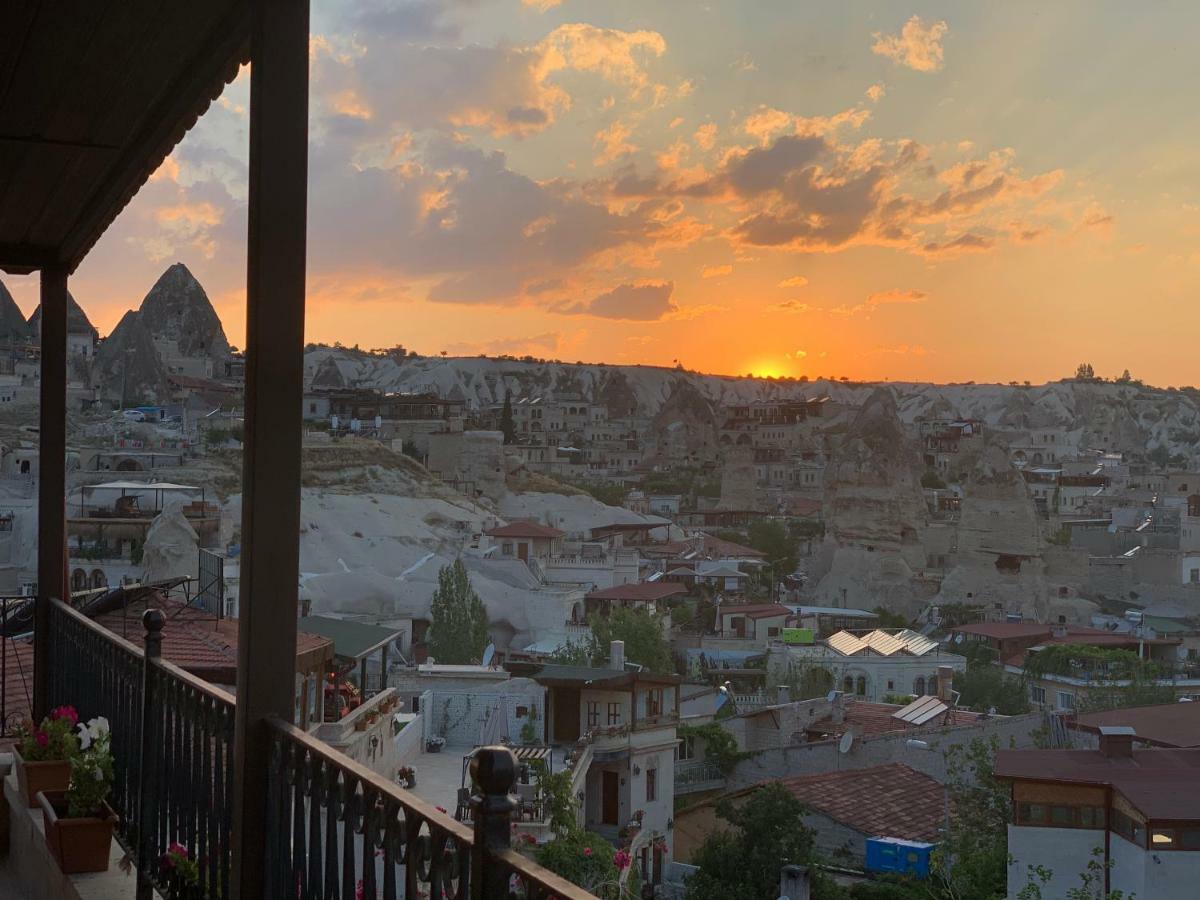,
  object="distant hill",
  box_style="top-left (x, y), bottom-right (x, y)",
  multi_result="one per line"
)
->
top-left (301, 346), bottom-right (1200, 466)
